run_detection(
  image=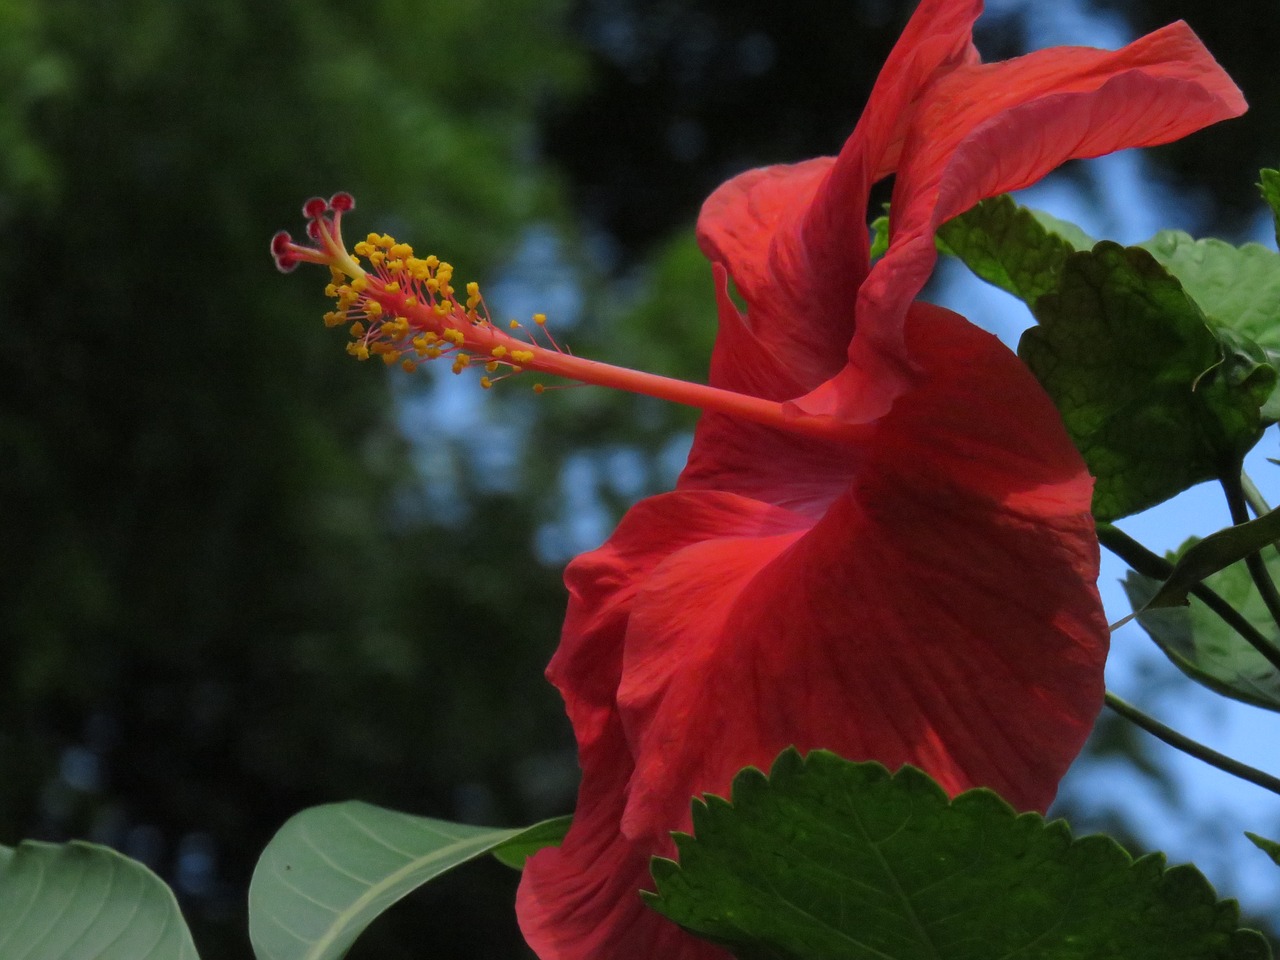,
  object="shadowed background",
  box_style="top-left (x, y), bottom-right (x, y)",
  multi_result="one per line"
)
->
top-left (1, 0), bottom-right (1277, 956)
